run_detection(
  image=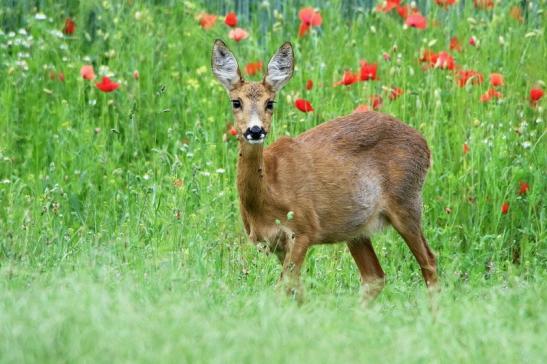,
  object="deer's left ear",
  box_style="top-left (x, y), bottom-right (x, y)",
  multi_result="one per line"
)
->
top-left (264, 42), bottom-right (294, 92)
